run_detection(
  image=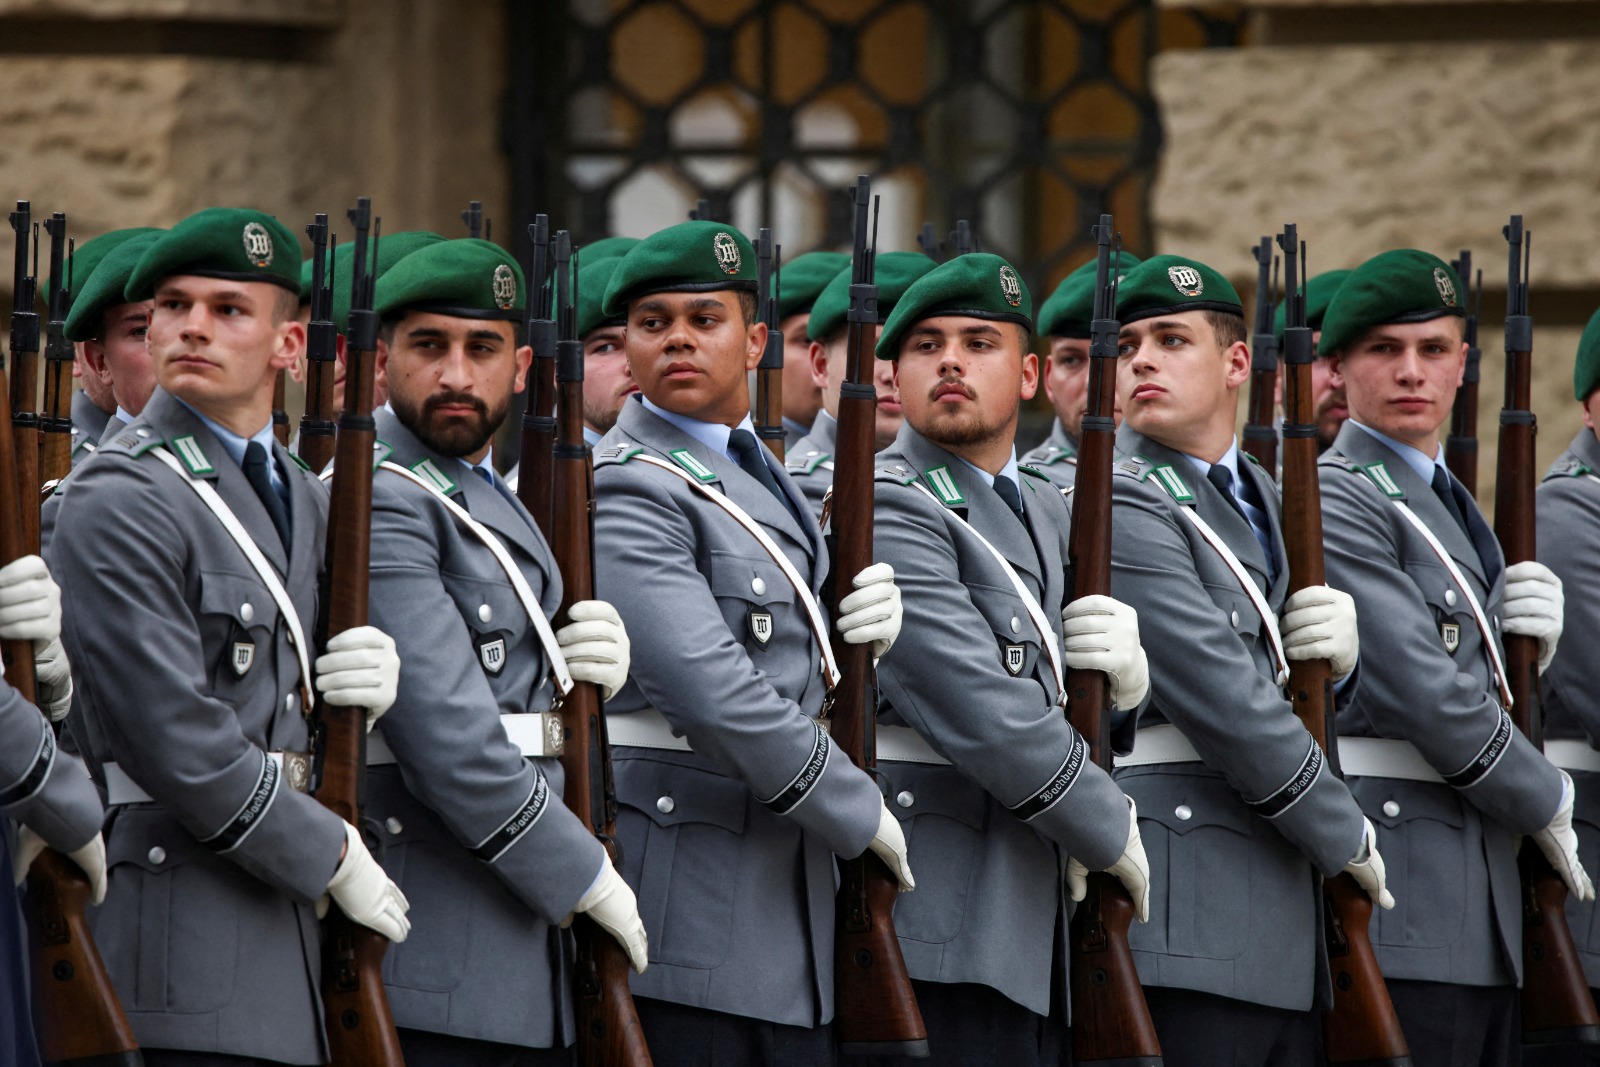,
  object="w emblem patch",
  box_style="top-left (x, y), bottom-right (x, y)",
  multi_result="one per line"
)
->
top-left (1004, 643), bottom-right (1027, 676)
top-left (479, 637), bottom-right (507, 675)
top-left (231, 642), bottom-right (255, 676)
top-left (749, 610), bottom-right (774, 647)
